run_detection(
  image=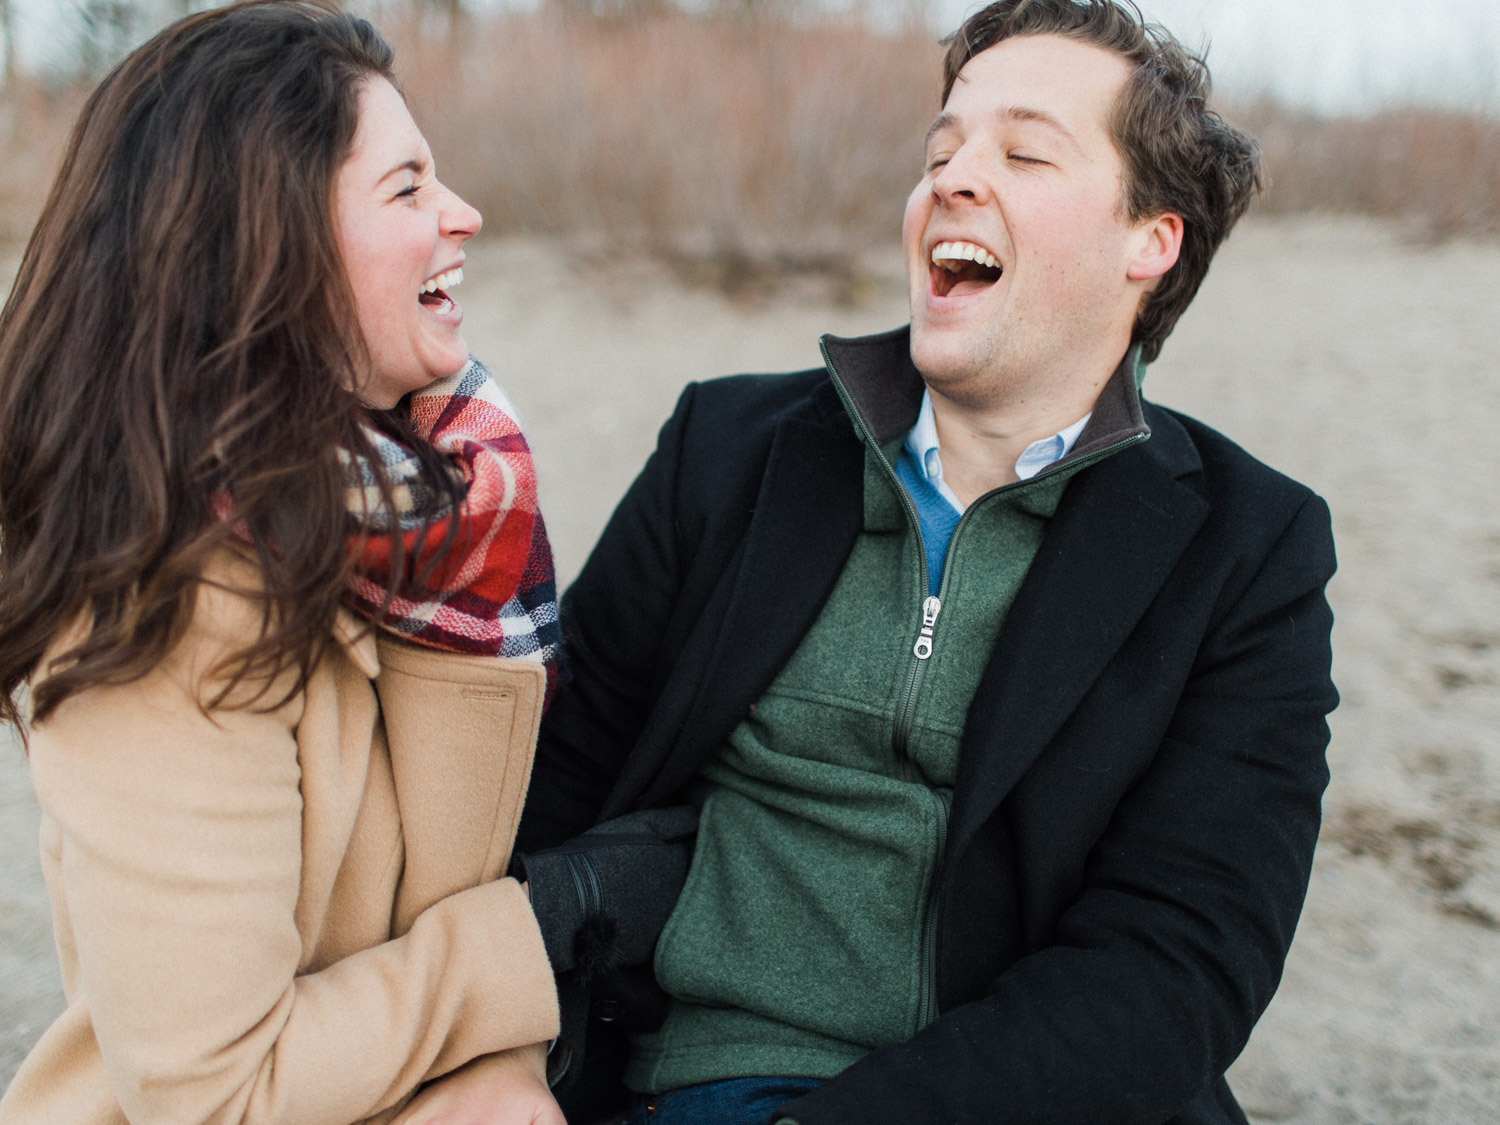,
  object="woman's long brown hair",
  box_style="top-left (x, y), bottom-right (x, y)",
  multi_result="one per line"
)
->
top-left (0, 1), bottom-right (455, 729)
